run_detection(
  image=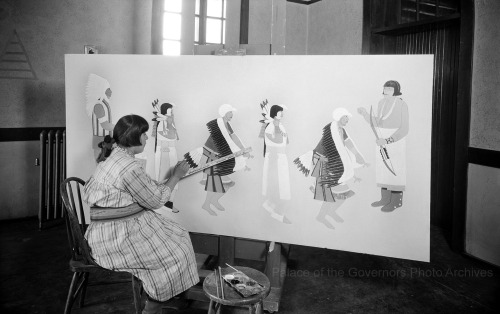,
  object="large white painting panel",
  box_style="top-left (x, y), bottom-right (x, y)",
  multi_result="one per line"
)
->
top-left (65, 55), bottom-right (433, 262)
